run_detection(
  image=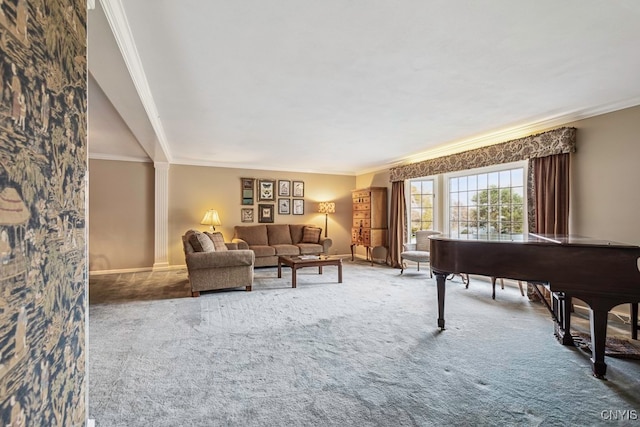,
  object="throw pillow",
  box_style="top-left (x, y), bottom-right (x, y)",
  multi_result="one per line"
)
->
top-left (205, 232), bottom-right (228, 251)
top-left (301, 226), bottom-right (322, 243)
top-left (188, 230), bottom-right (215, 252)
